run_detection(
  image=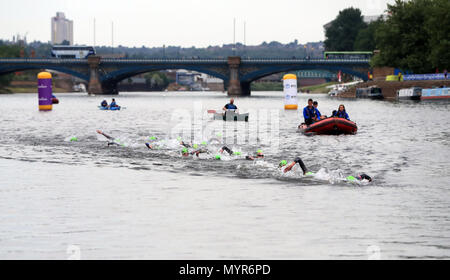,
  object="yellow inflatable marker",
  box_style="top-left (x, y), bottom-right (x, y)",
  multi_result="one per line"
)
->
top-left (37, 72), bottom-right (53, 111)
top-left (283, 74), bottom-right (298, 110)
